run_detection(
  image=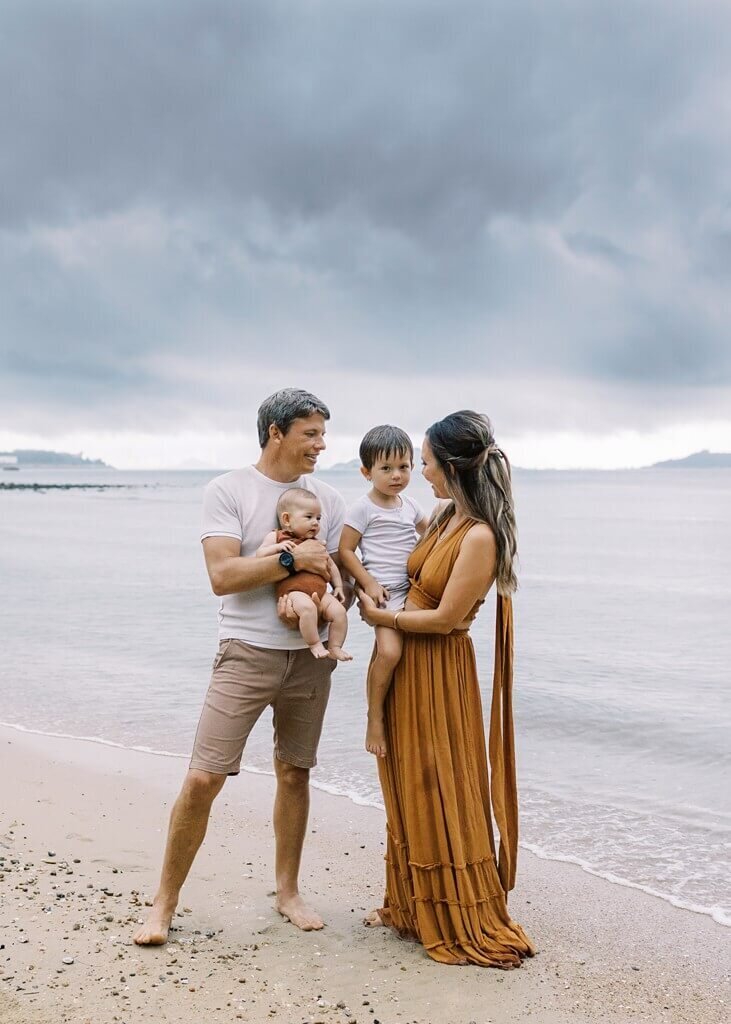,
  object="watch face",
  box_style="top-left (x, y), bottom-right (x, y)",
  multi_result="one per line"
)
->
top-left (279, 551), bottom-right (295, 572)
